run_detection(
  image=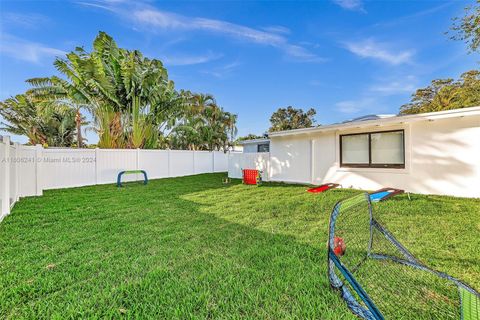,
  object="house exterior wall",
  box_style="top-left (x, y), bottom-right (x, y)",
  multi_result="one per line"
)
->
top-left (243, 144), bottom-right (259, 153)
top-left (269, 116), bottom-right (480, 197)
top-left (242, 142), bottom-right (270, 153)
top-left (269, 136), bottom-right (311, 183)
